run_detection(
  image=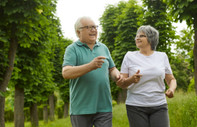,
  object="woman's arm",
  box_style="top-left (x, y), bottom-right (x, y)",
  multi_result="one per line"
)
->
top-left (116, 70), bottom-right (142, 89)
top-left (165, 74), bottom-right (177, 98)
